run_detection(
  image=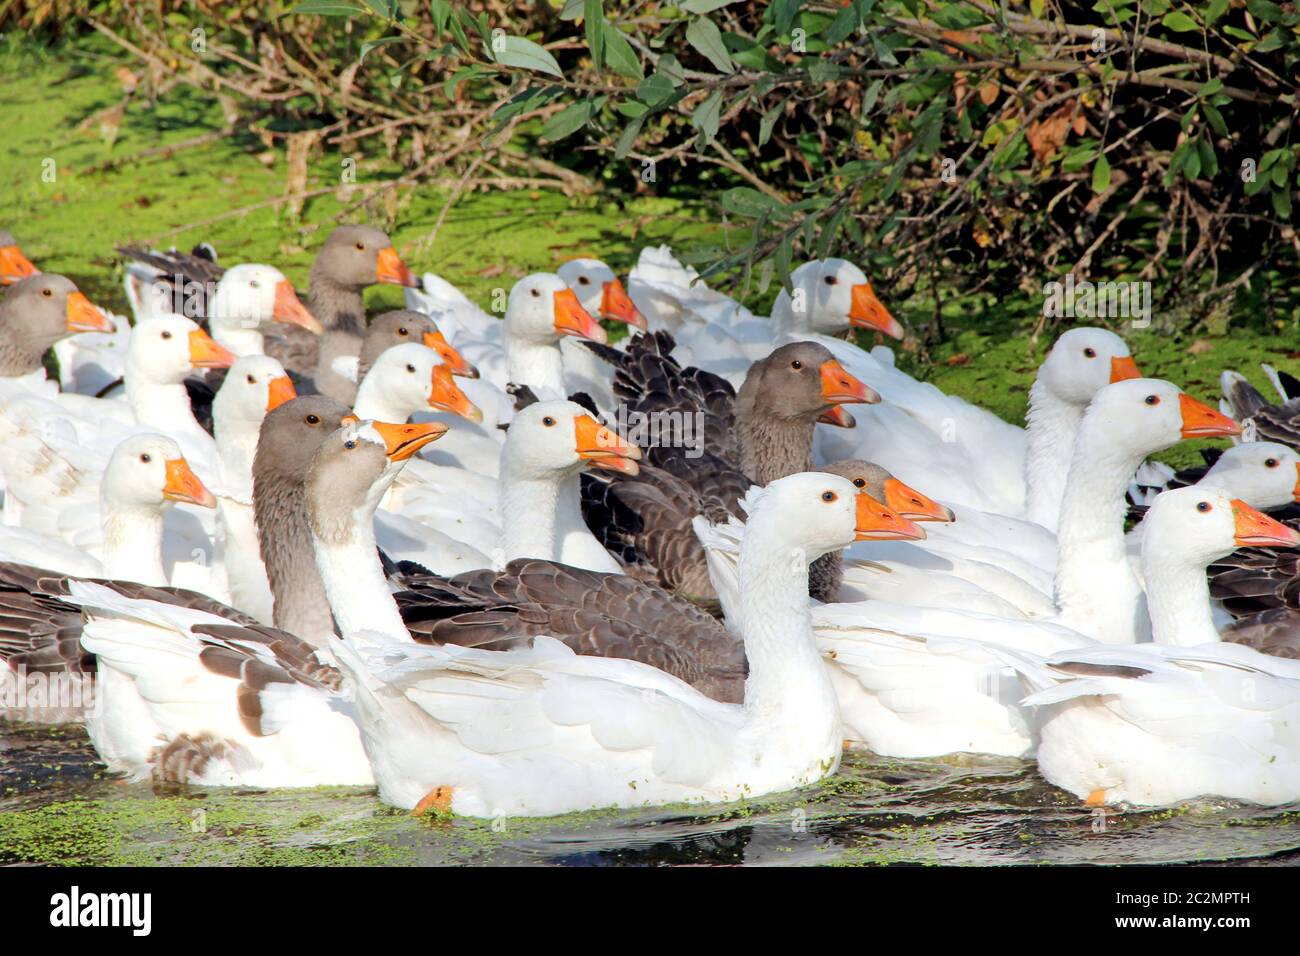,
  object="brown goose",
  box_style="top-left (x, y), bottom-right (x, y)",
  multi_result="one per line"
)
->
top-left (0, 274), bottom-right (114, 377)
top-left (578, 331), bottom-right (884, 606)
top-left (0, 395), bottom-right (357, 726)
top-left (268, 225), bottom-right (419, 403)
top-left (1221, 369), bottom-right (1300, 449)
top-left (0, 230), bottom-right (40, 285)
top-left (389, 459), bottom-right (937, 704)
top-left (356, 309), bottom-right (478, 383)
